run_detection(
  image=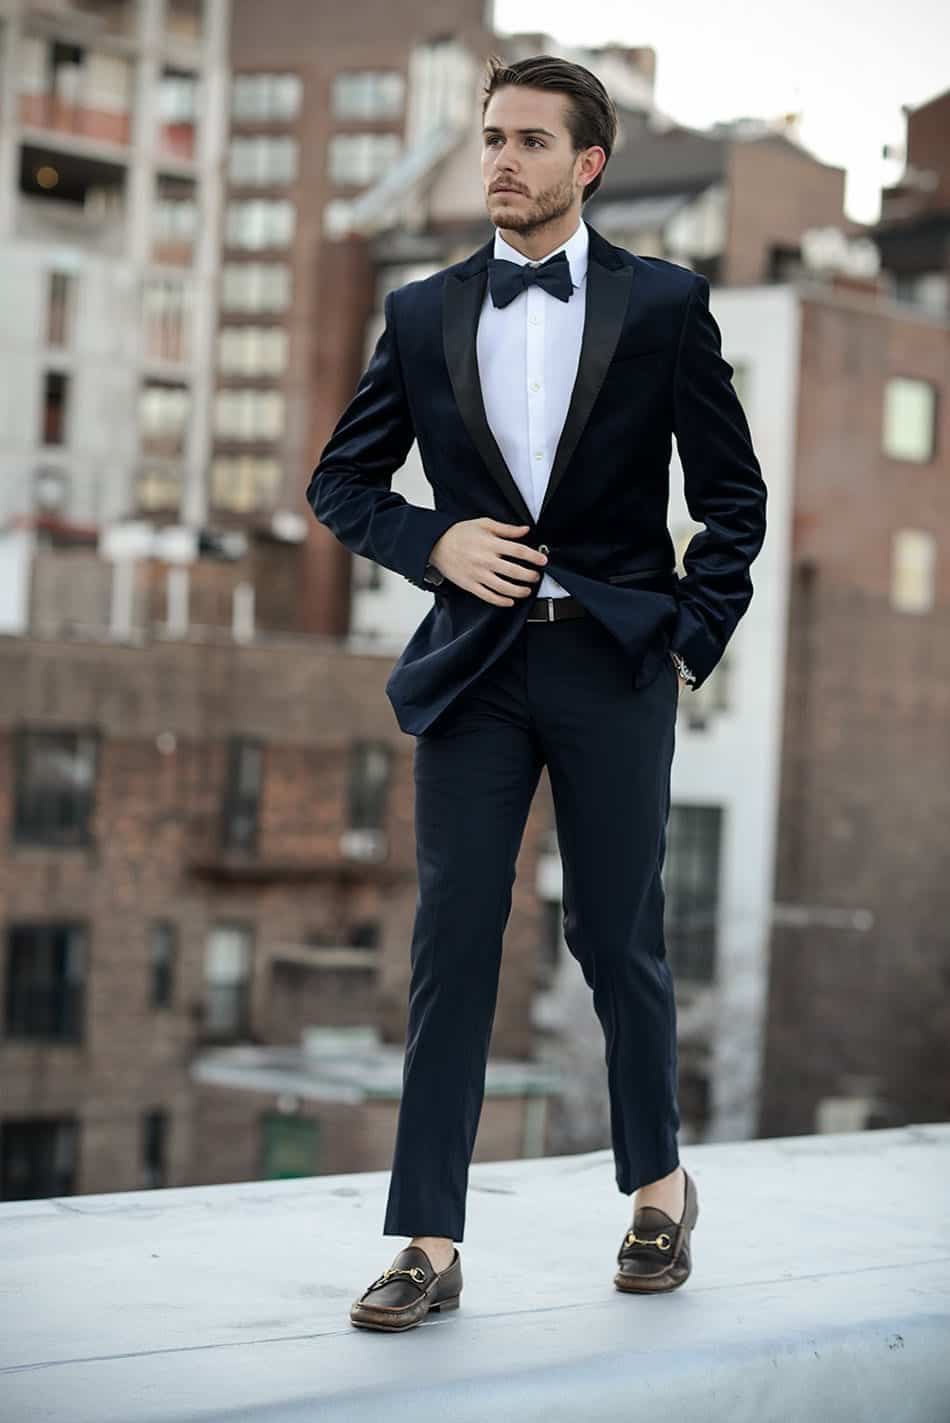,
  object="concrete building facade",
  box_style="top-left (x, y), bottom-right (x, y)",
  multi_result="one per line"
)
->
top-left (0, 0), bottom-right (229, 556)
